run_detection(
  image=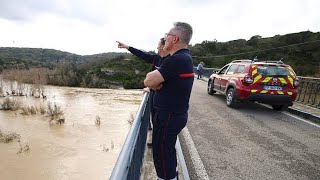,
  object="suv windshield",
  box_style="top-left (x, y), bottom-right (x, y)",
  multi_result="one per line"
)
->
top-left (256, 65), bottom-right (290, 77)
